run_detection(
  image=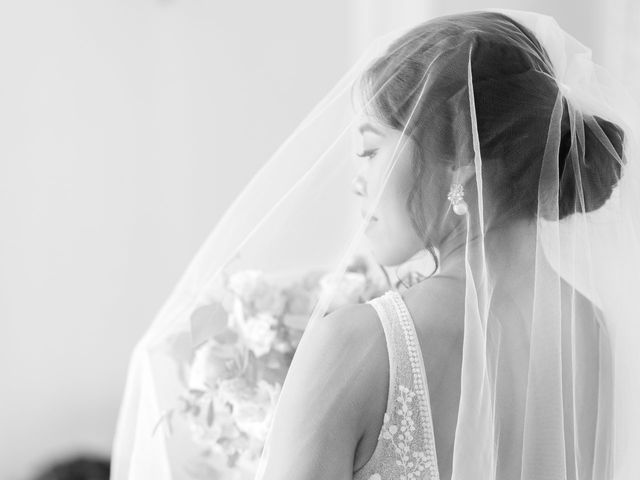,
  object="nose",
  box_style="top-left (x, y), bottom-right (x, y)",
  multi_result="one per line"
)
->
top-left (352, 175), bottom-right (367, 197)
